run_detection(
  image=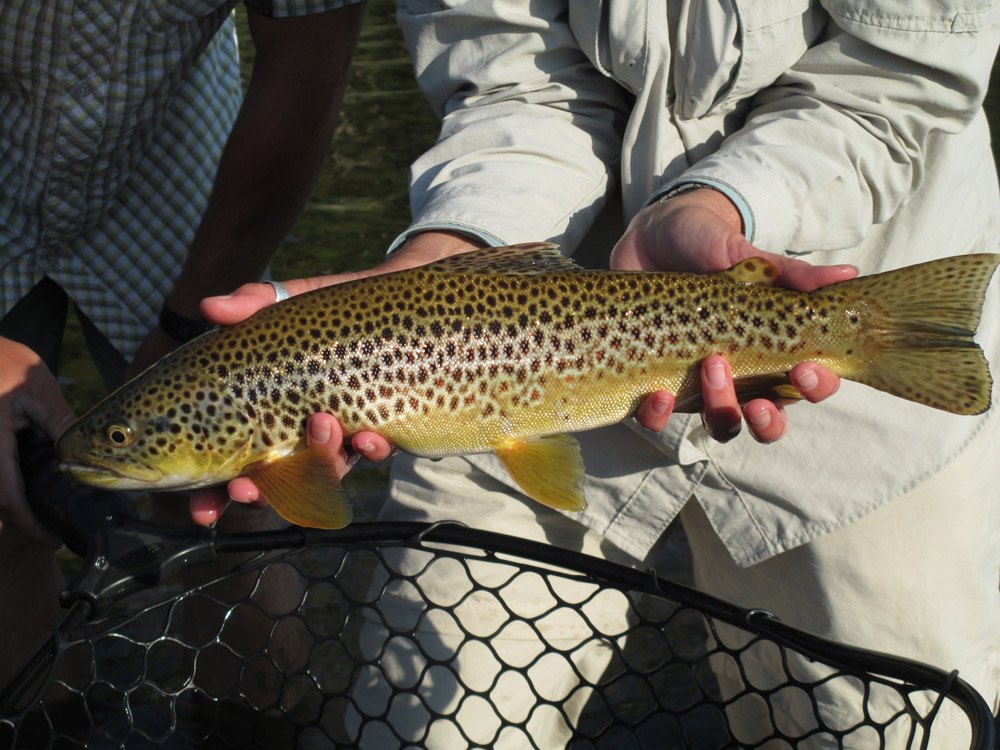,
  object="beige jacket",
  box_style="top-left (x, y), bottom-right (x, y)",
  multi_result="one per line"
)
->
top-left (394, 0), bottom-right (1000, 565)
